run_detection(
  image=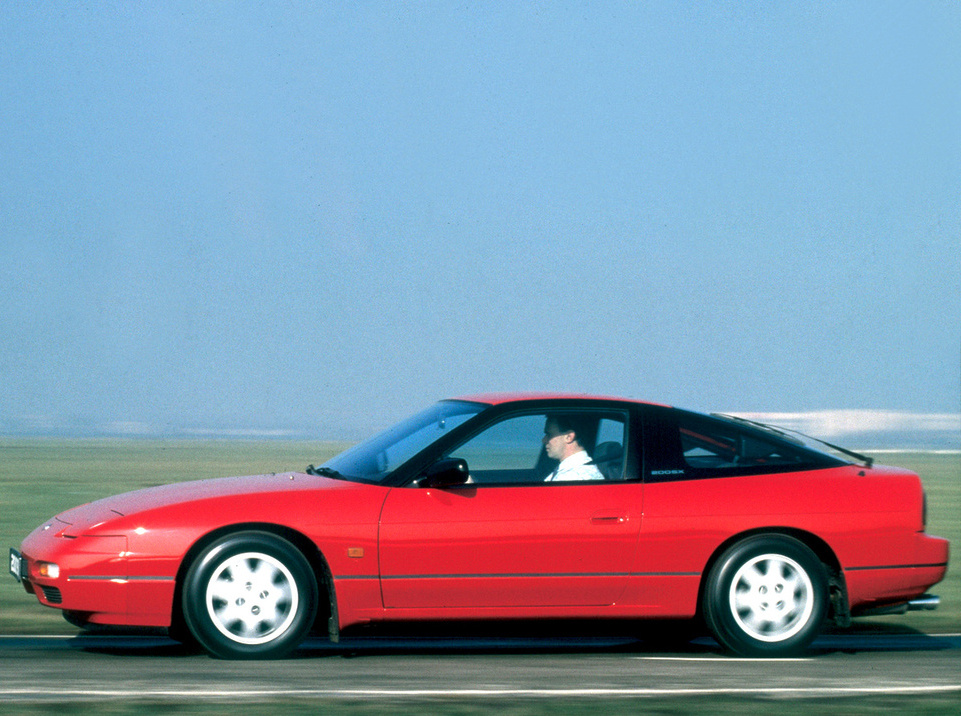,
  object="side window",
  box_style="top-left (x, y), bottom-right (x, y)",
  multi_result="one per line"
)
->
top-left (593, 418), bottom-right (627, 480)
top-left (451, 414), bottom-right (545, 474)
top-left (647, 410), bottom-right (813, 482)
top-left (446, 411), bottom-right (628, 485)
top-left (680, 419), bottom-right (806, 470)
